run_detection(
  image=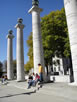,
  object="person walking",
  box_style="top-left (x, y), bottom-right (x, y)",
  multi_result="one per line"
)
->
top-left (38, 63), bottom-right (43, 82)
